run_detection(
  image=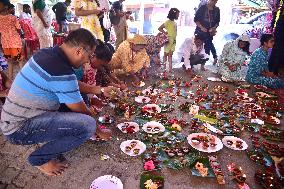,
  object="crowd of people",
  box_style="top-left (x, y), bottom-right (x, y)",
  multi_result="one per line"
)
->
top-left (0, 0), bottom-right (283, 177)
